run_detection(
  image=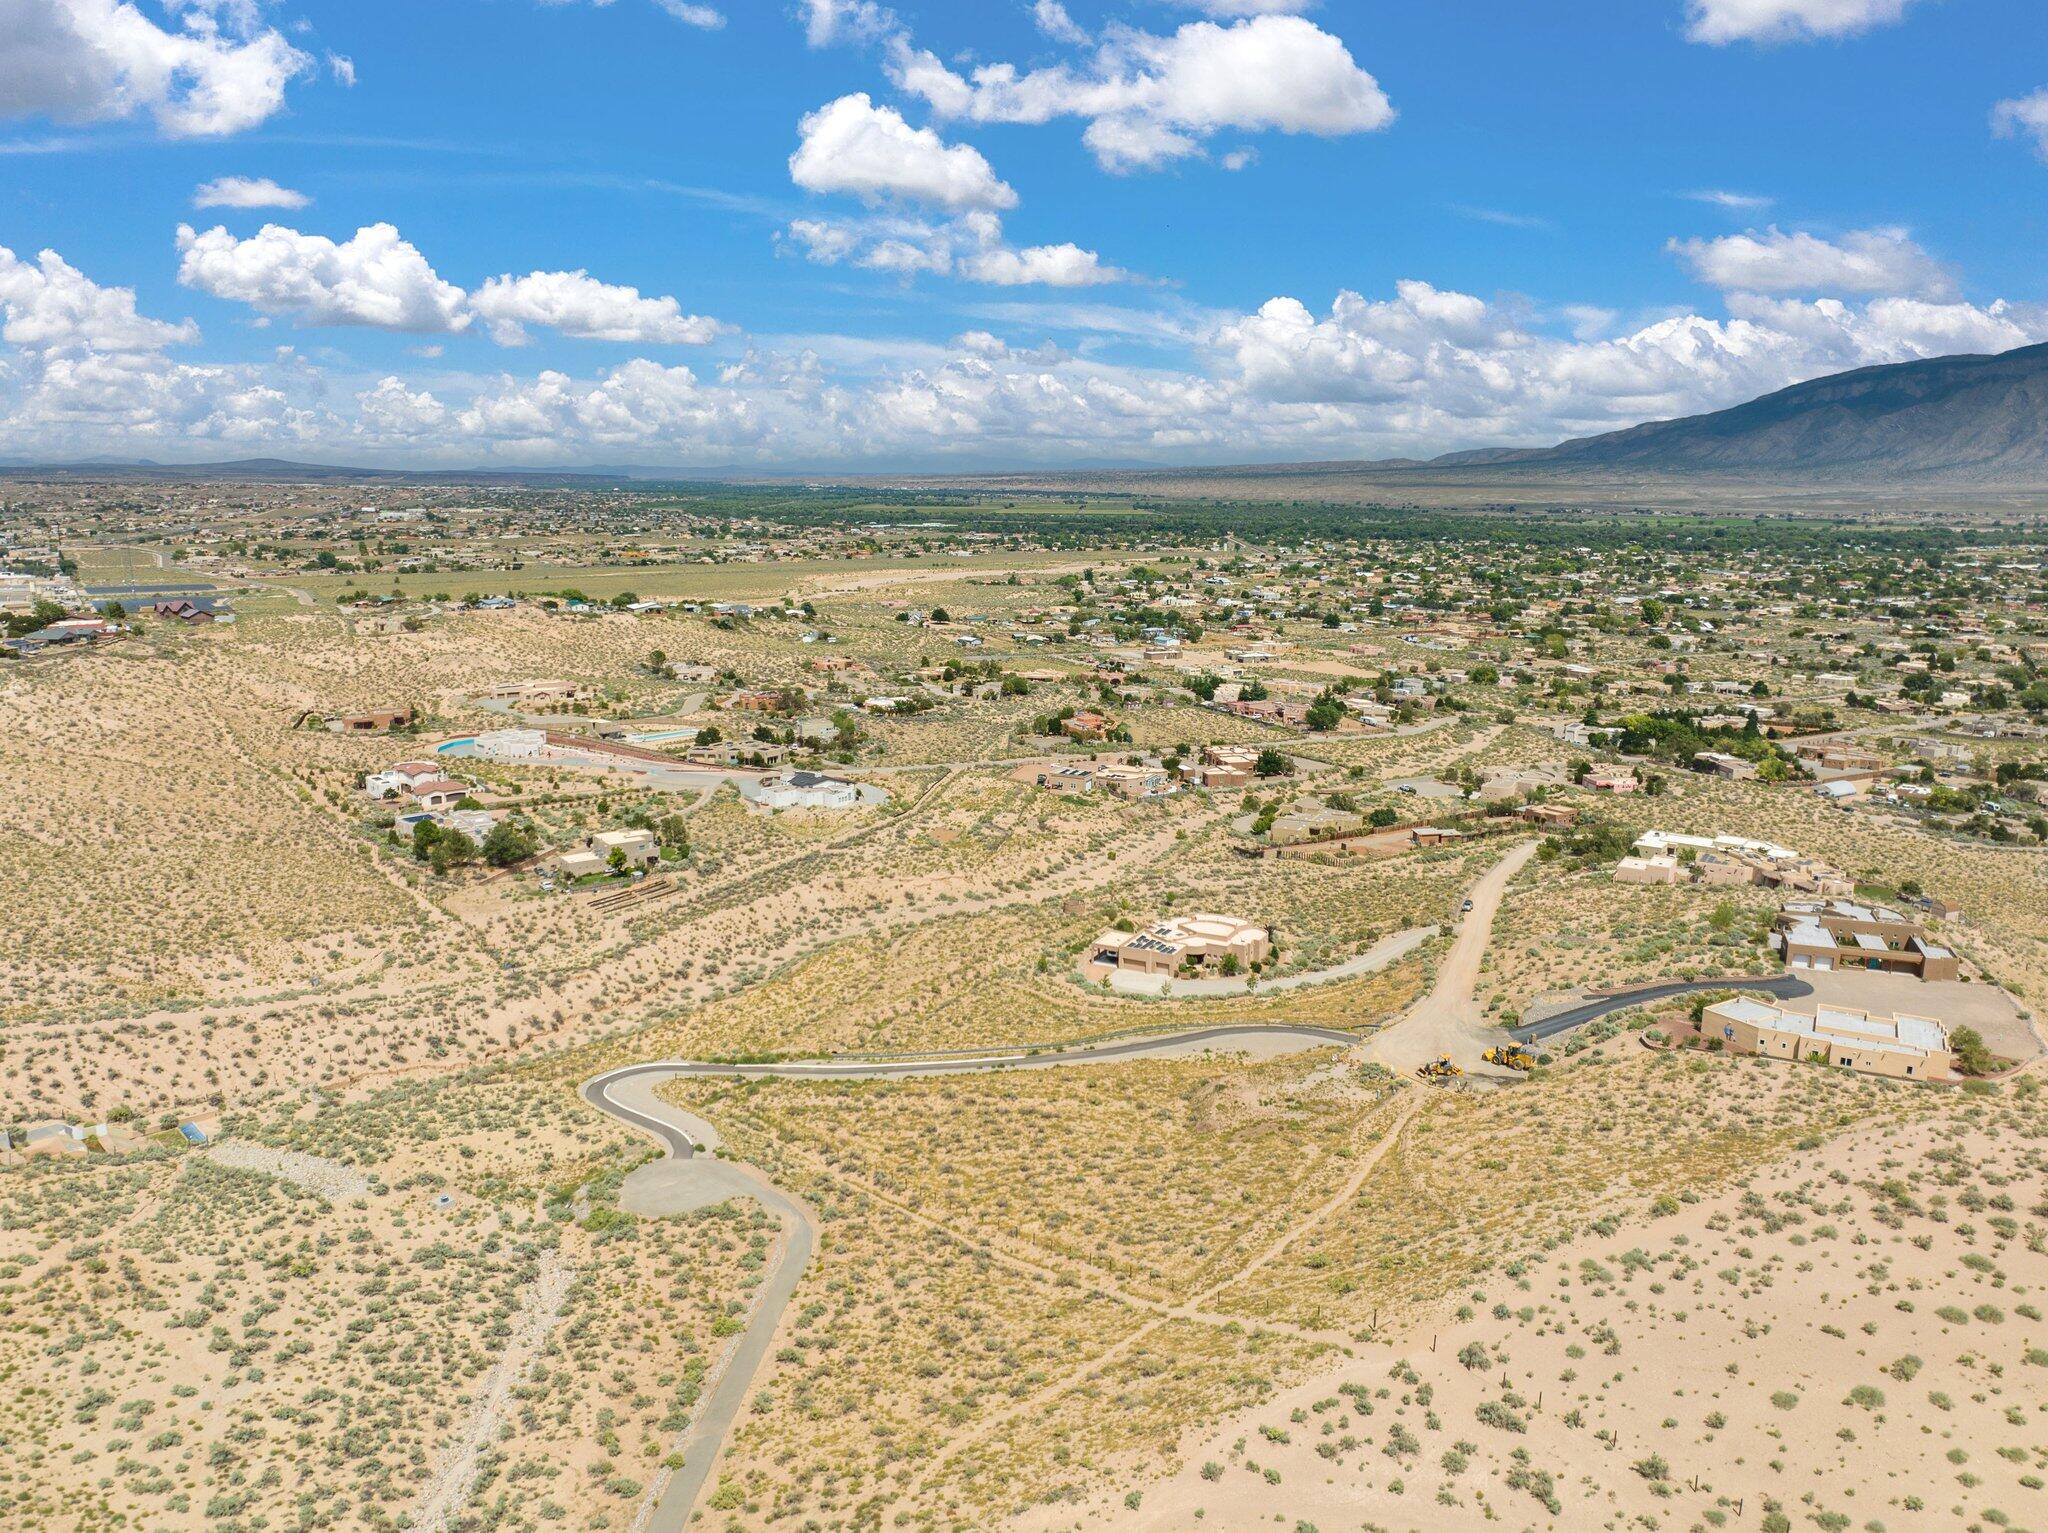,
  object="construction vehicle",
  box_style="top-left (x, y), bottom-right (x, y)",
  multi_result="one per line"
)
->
top-left (1417, 1056), bottom-right (1463, 1081)
top-left (1484, 1045), bottom-right (1535, 1072)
